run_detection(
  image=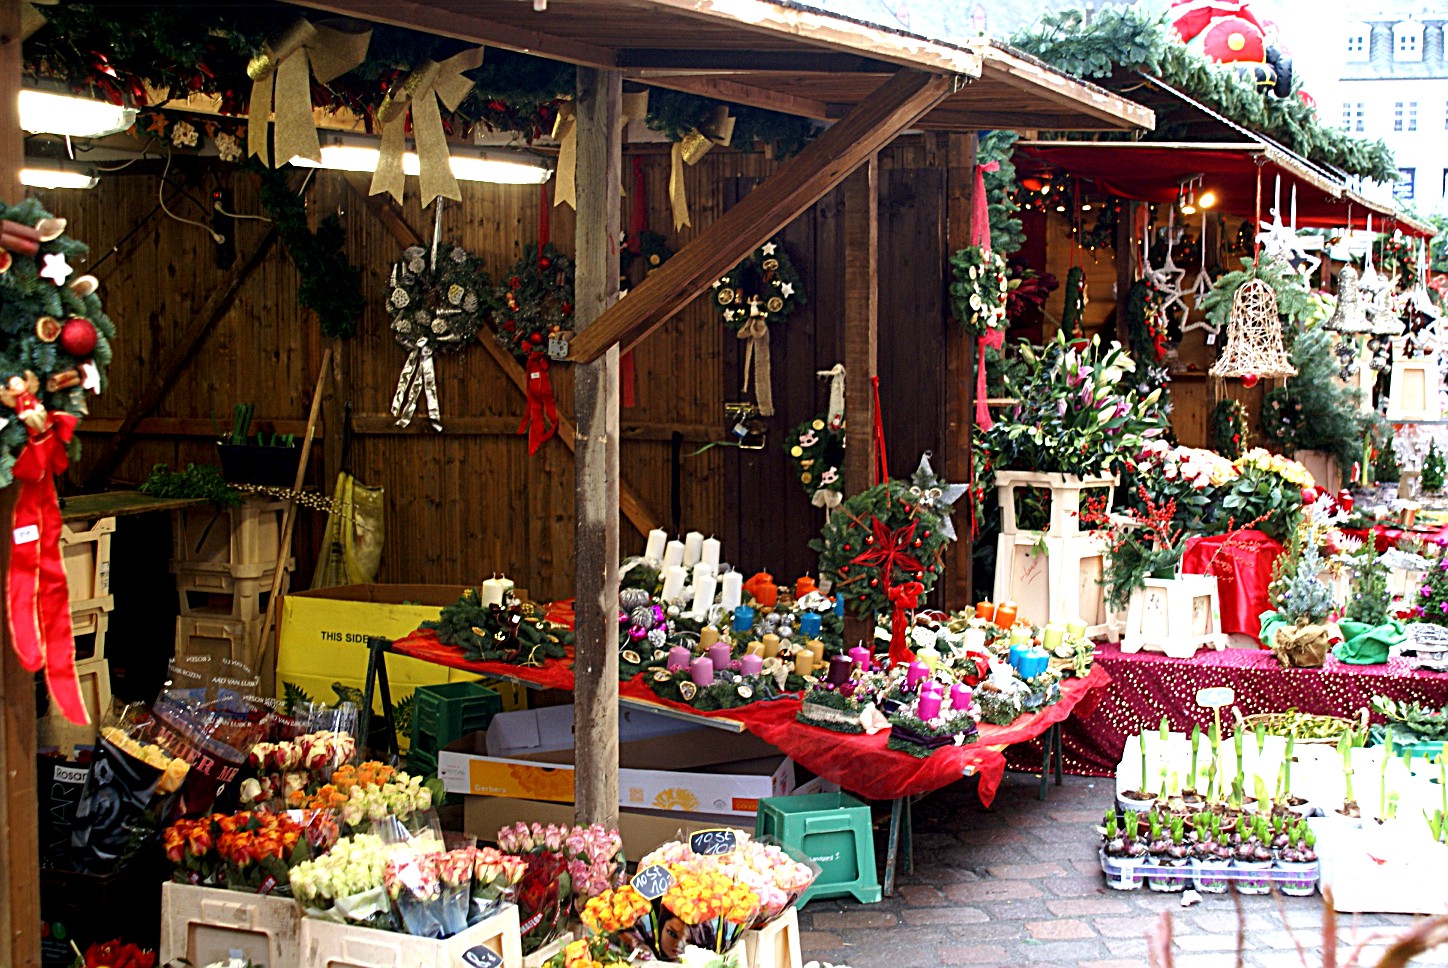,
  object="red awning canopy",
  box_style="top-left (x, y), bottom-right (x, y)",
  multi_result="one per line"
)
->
top-left (1018, 141), bottom-right (1434, 238)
